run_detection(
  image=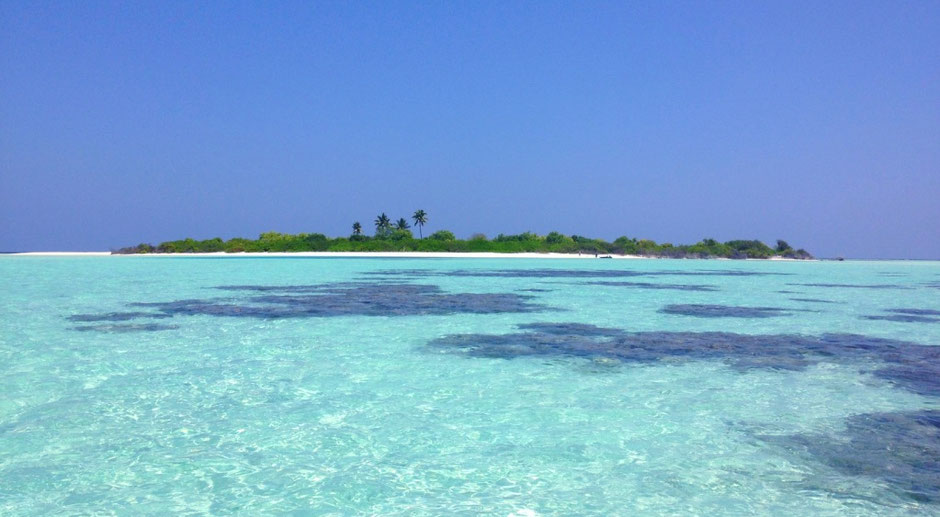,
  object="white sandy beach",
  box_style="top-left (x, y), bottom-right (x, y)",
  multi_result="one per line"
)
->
top-left (8, 251), bottom-right (113, 256)
top-left (7, 251), bottom-right (811, 260)
top-left (10, 251), bottom-right (635, 259)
